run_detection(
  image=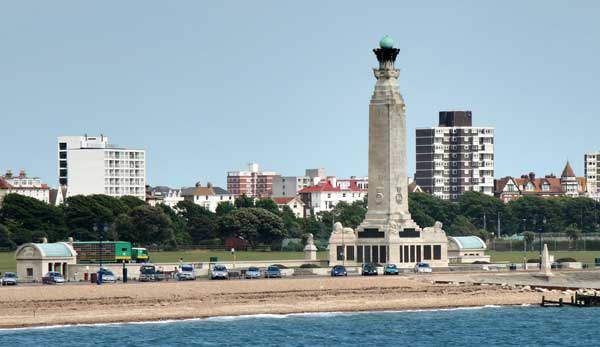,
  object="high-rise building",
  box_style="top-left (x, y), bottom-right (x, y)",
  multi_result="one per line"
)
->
top-left (57, 135), bottom-right (146, 200)
top-left (584, 152), bottom-right (600, 200)
top-left (226, 163), bottom-right (277, 197)
top-left (271, 168), bottom-right (326, 197)
top-left (415, 111), bottom-right (494, 201)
